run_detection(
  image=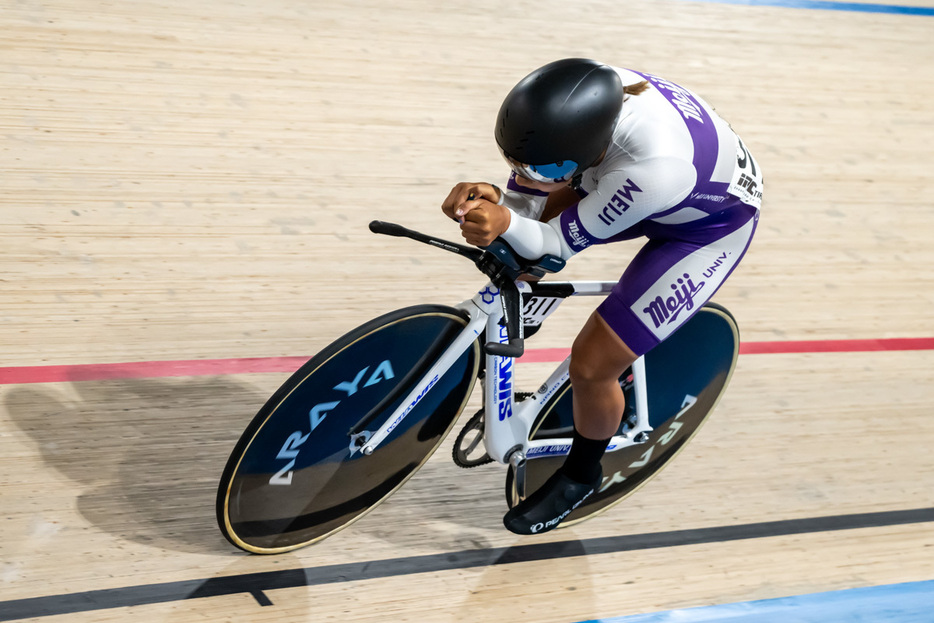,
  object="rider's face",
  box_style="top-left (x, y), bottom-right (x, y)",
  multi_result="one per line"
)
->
top-left (512, 176), bottom-right (569, 194)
